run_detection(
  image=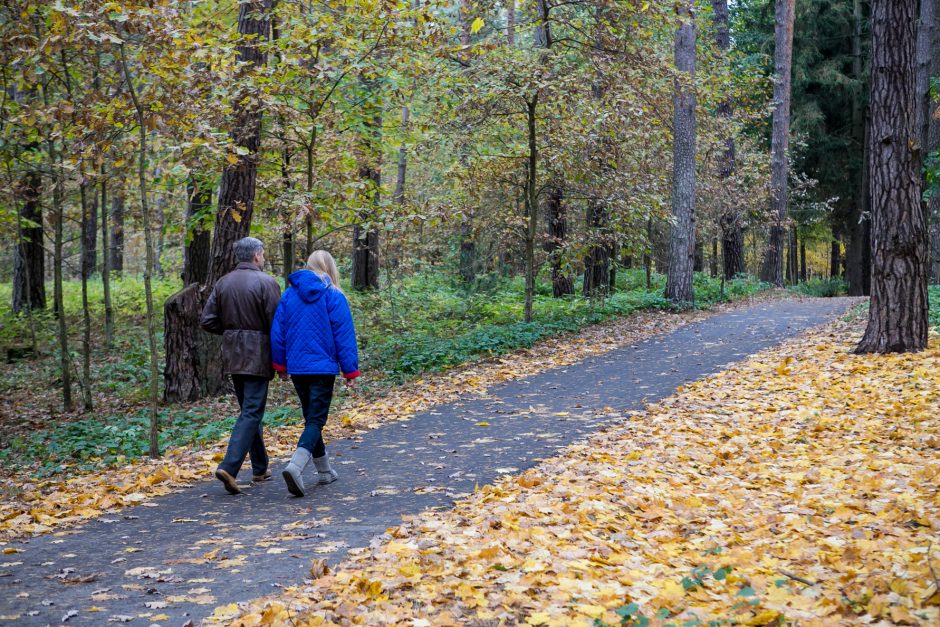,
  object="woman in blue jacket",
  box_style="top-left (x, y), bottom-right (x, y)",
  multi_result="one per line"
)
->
top-left (271, 250), bottom-right (360, 497)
